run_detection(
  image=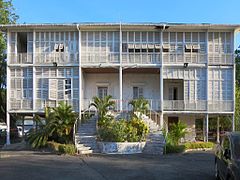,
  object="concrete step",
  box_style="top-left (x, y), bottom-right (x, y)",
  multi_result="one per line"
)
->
top-left (78, 149), bottom-right (93, 155)
top-left (143, 116), bottom-right (165, 155)
top-left (75, 115), bottom-right (98, 154)
top-left (75, 145), bottom-right (91, 151)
